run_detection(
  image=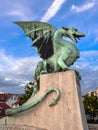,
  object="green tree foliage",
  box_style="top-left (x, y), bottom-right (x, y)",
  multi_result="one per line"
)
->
top-left (83, 92), bottom-right (98, 123)
top-left (19, 82), bottom-right (34, 105)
